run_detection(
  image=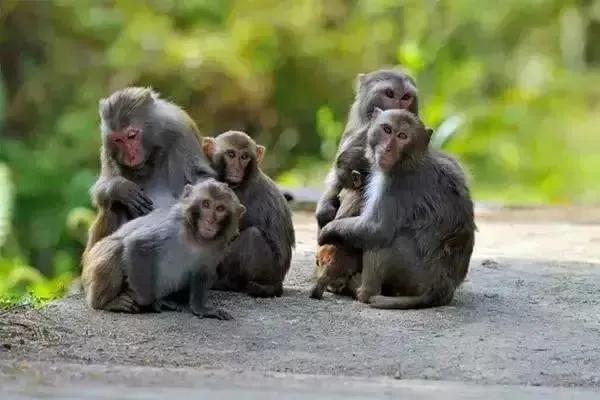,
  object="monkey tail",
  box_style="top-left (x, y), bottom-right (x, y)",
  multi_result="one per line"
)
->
top-left (369, 285), bottom-right (454, 310)
top-left (81, 237), bottom-right (125, 310)
top-left (246, 281), bottom-right (284, 298)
